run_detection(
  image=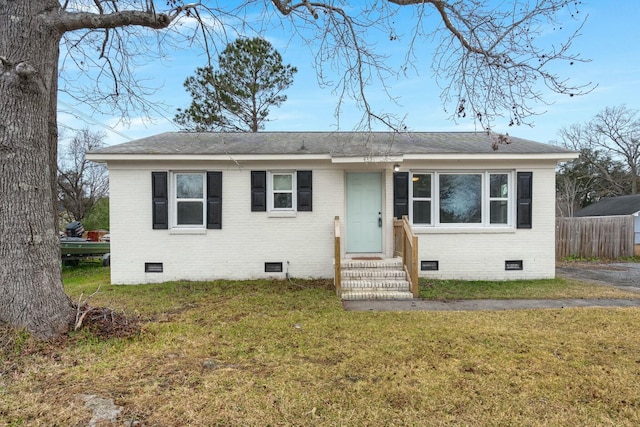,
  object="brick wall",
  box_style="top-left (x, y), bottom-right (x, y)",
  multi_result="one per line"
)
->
top-left (107, 159), bottom-right (559, 284)
top-left (108, 161), bottom-right (345, 284)
top-left (412, 164), bottom-right (557, 280)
